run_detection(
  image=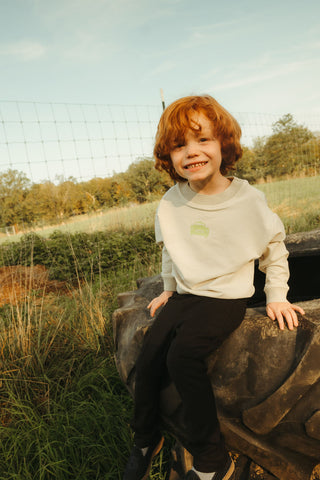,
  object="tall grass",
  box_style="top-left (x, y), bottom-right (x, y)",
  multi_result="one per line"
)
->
top-left (256, 175), bottom-right (320, 233)
top-left (0, 202), bottom-right (159, 245)
top-left (0, 175), bottom-right (318, 478)
top-left (0, 246), bottom-right (172, 479)
top-left (1, 175), bottom-right (319, 246)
